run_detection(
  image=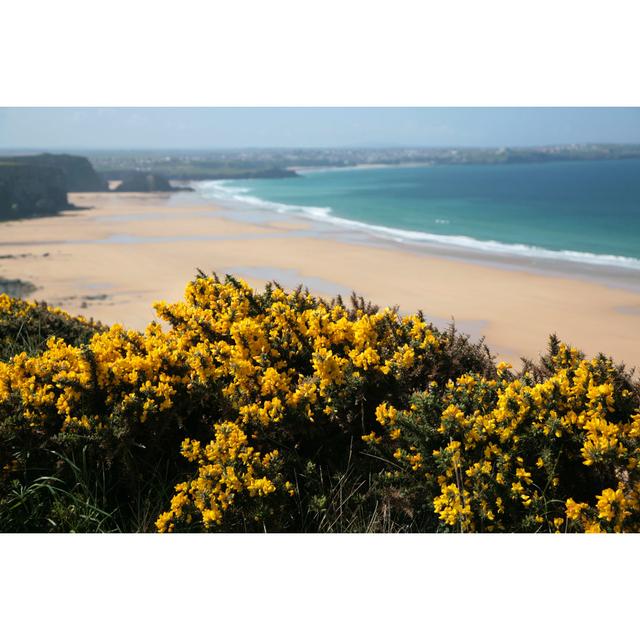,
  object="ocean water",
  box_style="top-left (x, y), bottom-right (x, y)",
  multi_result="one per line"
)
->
top-left (196, 159), bottom-right (640, 270)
